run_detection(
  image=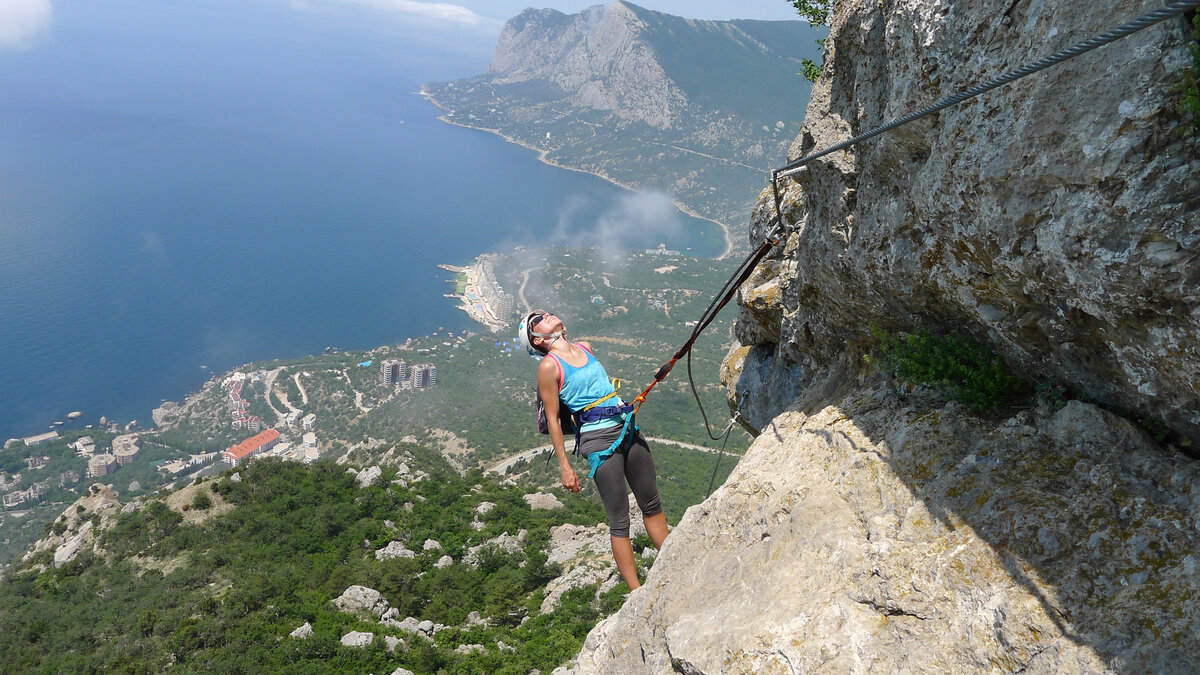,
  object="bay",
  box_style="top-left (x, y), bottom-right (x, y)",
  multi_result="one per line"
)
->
top-left (0, 0), bottom-right (724, 441)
